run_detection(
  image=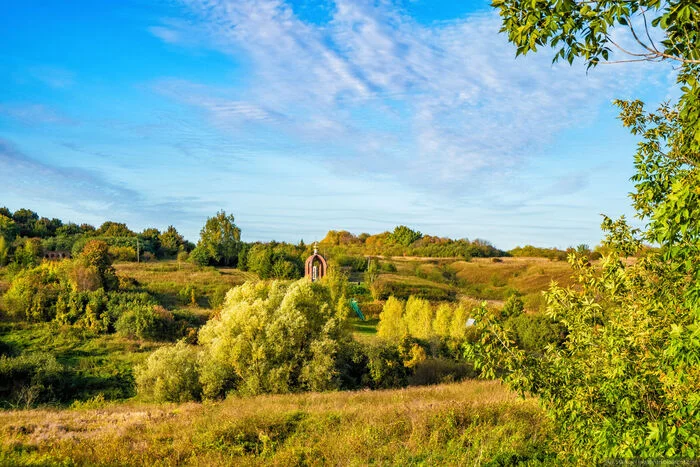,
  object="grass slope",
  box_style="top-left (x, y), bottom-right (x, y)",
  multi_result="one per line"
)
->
top-left (0, 380), bottom-right (555, 466)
